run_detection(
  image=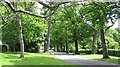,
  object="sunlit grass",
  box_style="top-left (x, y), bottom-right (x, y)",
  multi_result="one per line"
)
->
top-left (79, 54), bottom-right (120, 64)
top-left (1, 52), bottom-right (71, 65)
